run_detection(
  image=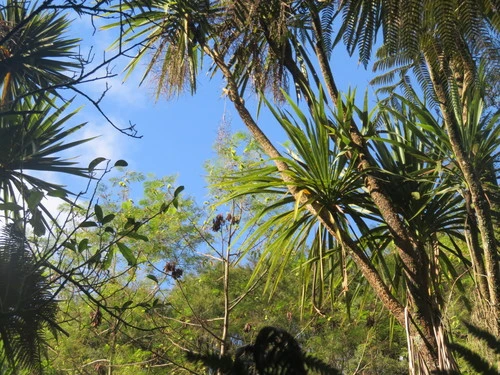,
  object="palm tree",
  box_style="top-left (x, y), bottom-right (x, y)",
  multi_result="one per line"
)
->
top-left (327, 0), bottom-right (500, 336)
top-left (0, 224), bottom-right (65, 373)
top-left (0, 96), bottom-right (92, 234)
top-left (104, 1), bottom-right (498, 372)
top-left (0, 0), bottom-right (93, 233)
top-left (220, 90), bottom-right (473, 373)
top-left (0, 0), bottom-right (80, 107)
